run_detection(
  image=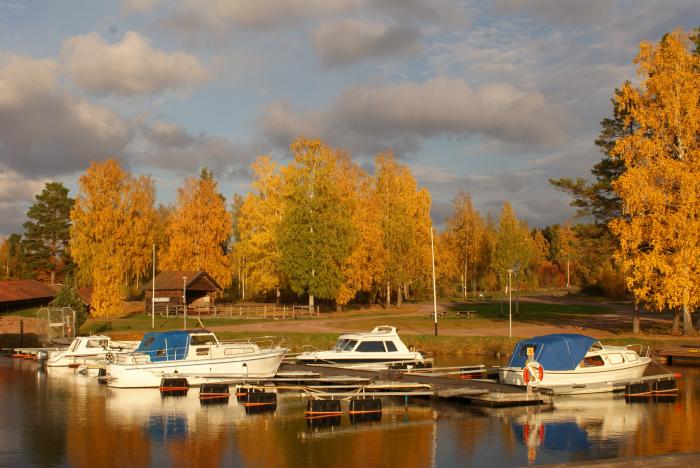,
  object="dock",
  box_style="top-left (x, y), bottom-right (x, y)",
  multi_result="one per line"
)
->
top-left (654, 345), bottom-right (700, 364)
